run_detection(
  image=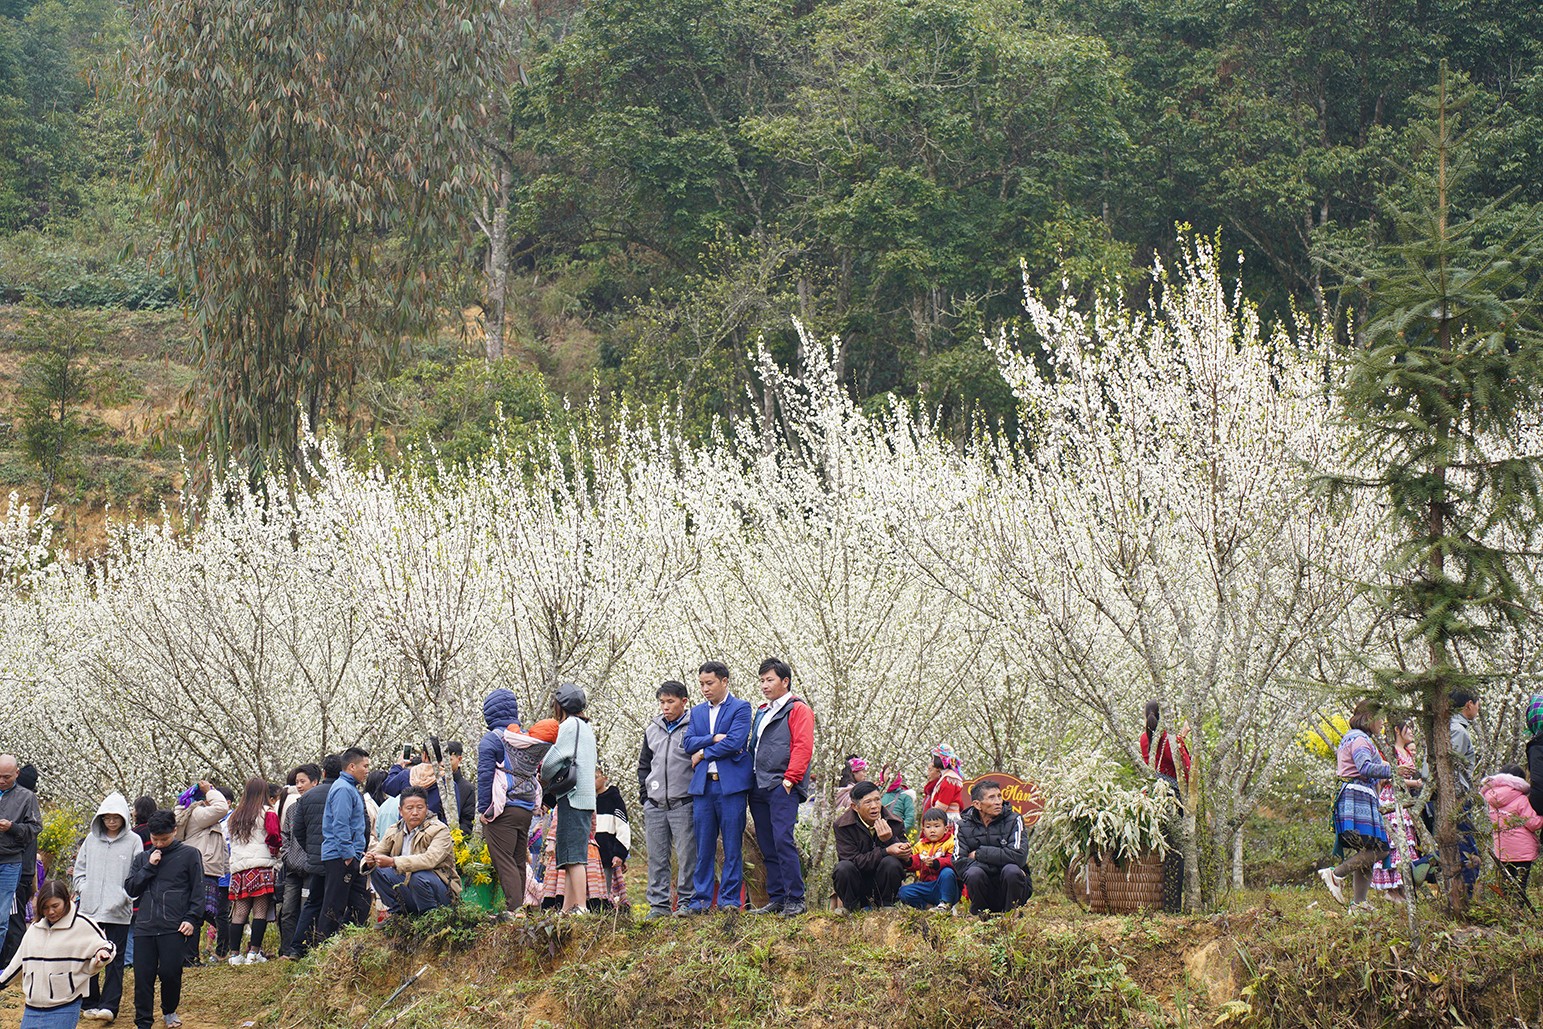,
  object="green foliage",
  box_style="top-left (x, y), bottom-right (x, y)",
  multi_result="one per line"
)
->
top-left (1324, 65), bottom-right (1543, 909)
top-left (37, 805), bottom-right (86, 875)
top-left (361, 358), bottom-right (560, 469)
top-left (0, 0), bottom-right (131, 230)
top-left (15, 302), bottom-right (106, 506)
top-left (1036, 754), bottom-right (1177, 870)
top-left (377, 902), bottom-right (493, 955)
top-left (124, 0), bottom-right (503, 480)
